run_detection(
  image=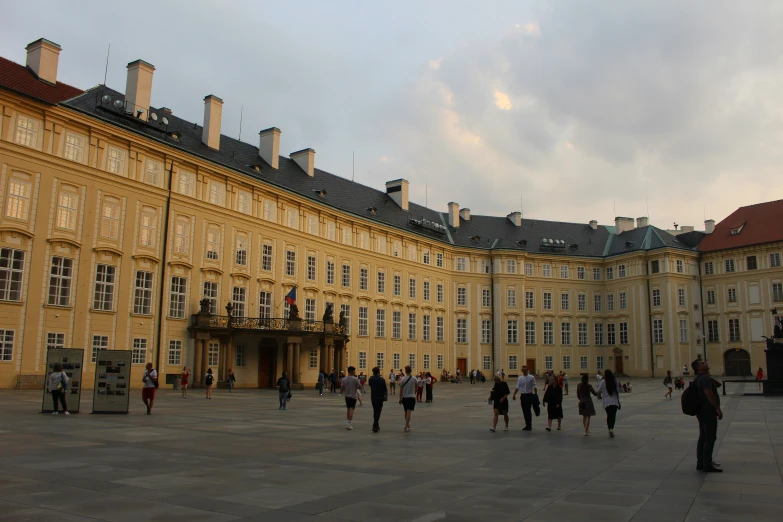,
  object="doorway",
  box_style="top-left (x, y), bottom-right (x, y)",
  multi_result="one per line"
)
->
top-left (526, 359), bottom-right (536, 375)
top-left (614, 357), bottom-right (624, 374)
top-left (257, 341), bottom-right (276, 388)
top-left (457, 358), bottom-right (467, 378)
top-left (724, 349), bottom-right (751, 376)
